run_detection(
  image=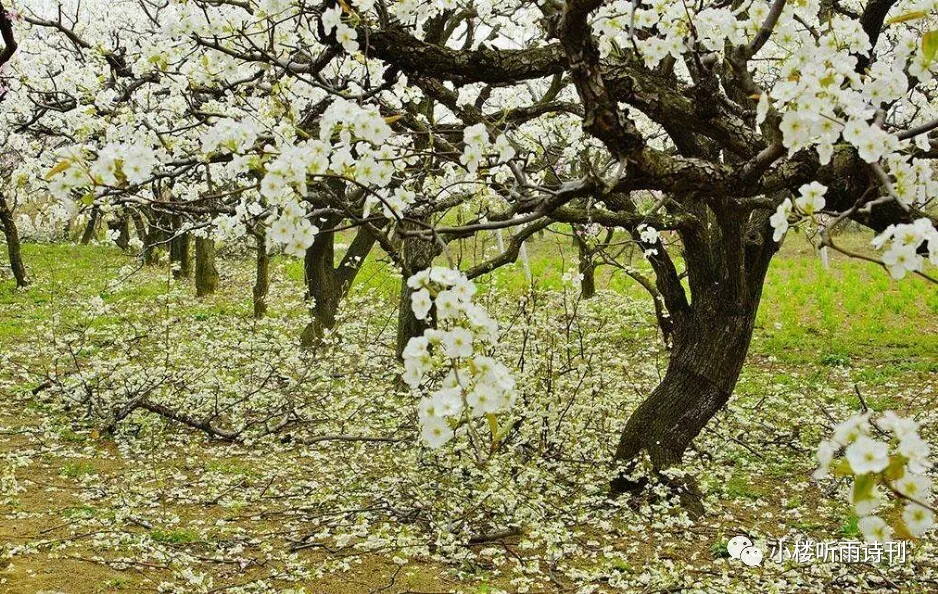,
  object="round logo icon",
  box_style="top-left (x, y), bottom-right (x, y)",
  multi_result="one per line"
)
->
top-left (728, 535), bottom-right (764, 566)
top-left (727, 535), bottom-right (753, 559)
top-left (739, 545), bottom-right (764, 566)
